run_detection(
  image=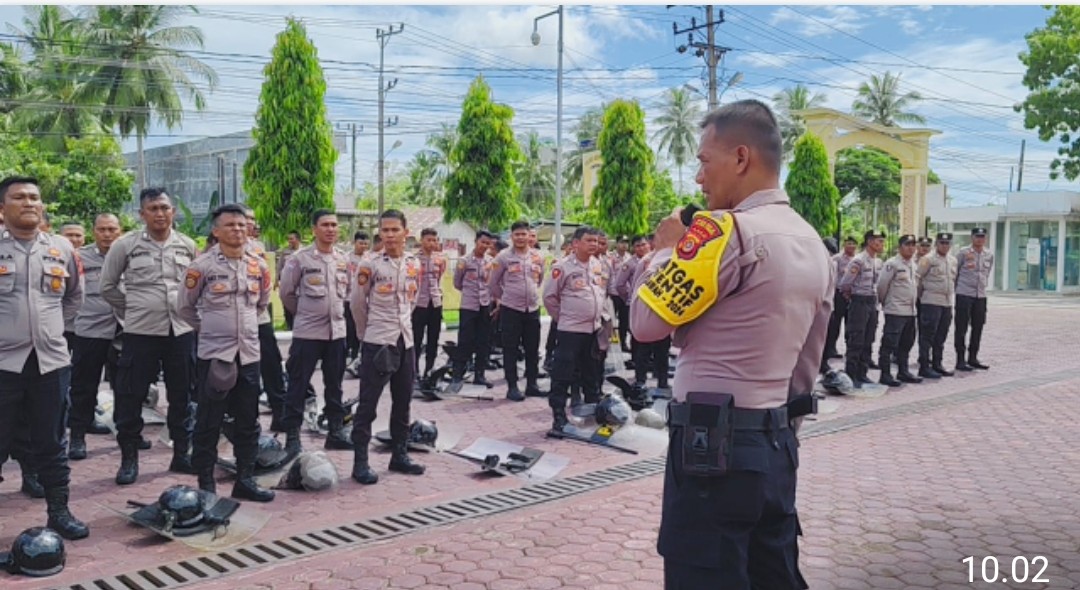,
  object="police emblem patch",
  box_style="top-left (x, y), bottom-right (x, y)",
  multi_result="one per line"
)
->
top-left (357, 267), bottom-right (371, 286)
top-left (551, 268), bottom-right (562, 280)
top-left (184, 270), bottom-right (201, 289)
top-left (50, 277), bottom-right (62, 292)
top-left (676, 215), bottom-right (725, 261)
